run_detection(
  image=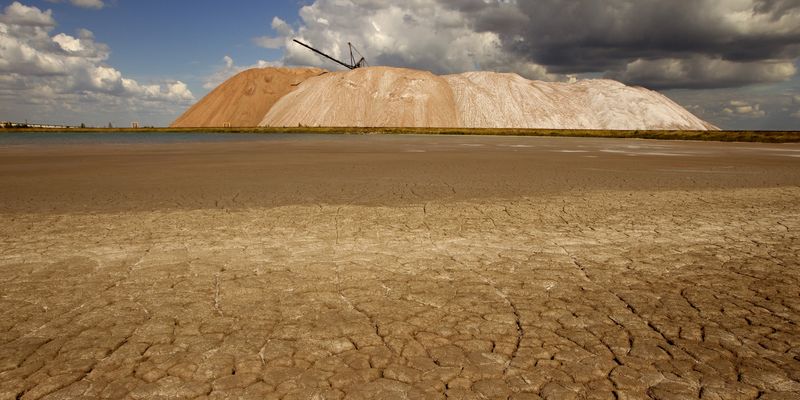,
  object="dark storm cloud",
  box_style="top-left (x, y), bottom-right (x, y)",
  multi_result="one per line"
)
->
top-left (438, 0), bottom-right (800, 89)
top-left (611, 57), bottom-right (798, 89)
top-left (753, 0), bottom-right (800, 18)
